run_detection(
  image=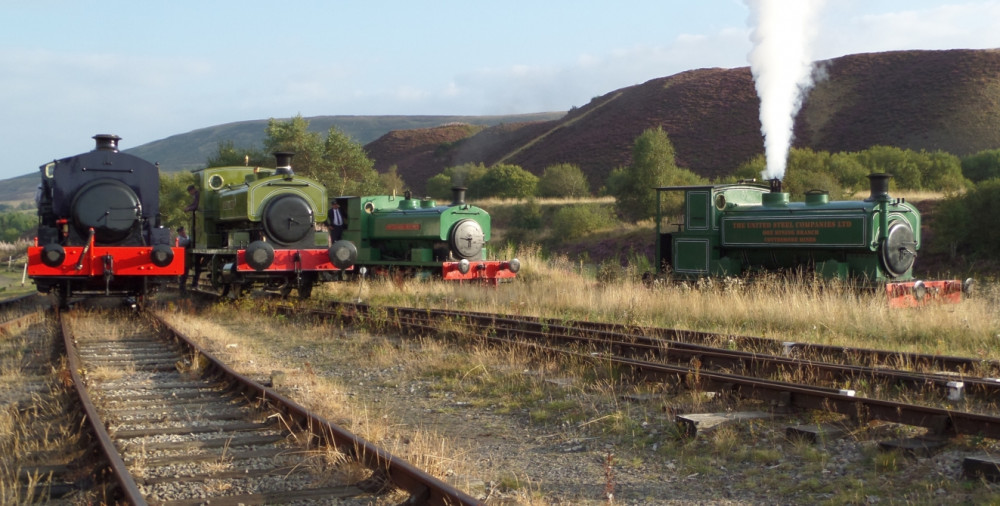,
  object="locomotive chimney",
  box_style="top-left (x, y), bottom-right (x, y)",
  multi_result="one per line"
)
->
top-left (769, 178), bottom-right (782, 193)
top-left (451, 186), bottom-right (467, 206)
top-left (866, 173), bottom-right (891, 202)
top-left (93, 134), bottom-right (121, 152)
top-left (274, 151), bottom-right (294, 176)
